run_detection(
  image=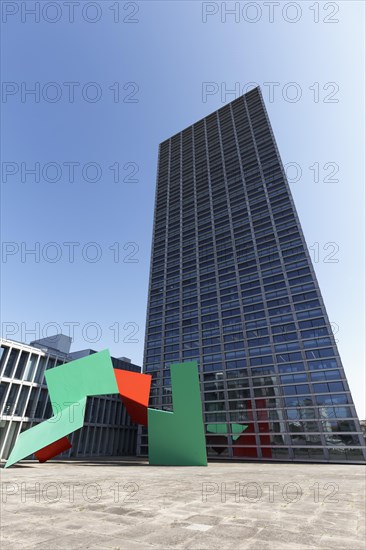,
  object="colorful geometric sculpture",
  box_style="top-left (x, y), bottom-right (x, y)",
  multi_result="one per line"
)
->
top-left (148, 362), bottom-right (207, 466)
top-left (114, 369), bottom-right (151, 426)
top-left (4, 353), bottom-right (207, 468)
